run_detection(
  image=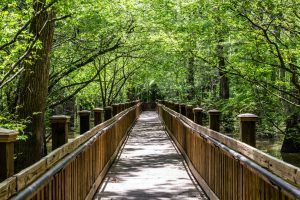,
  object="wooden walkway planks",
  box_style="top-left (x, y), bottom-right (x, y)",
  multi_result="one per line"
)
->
top-left (93, 111), bottom-right (208, 200)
